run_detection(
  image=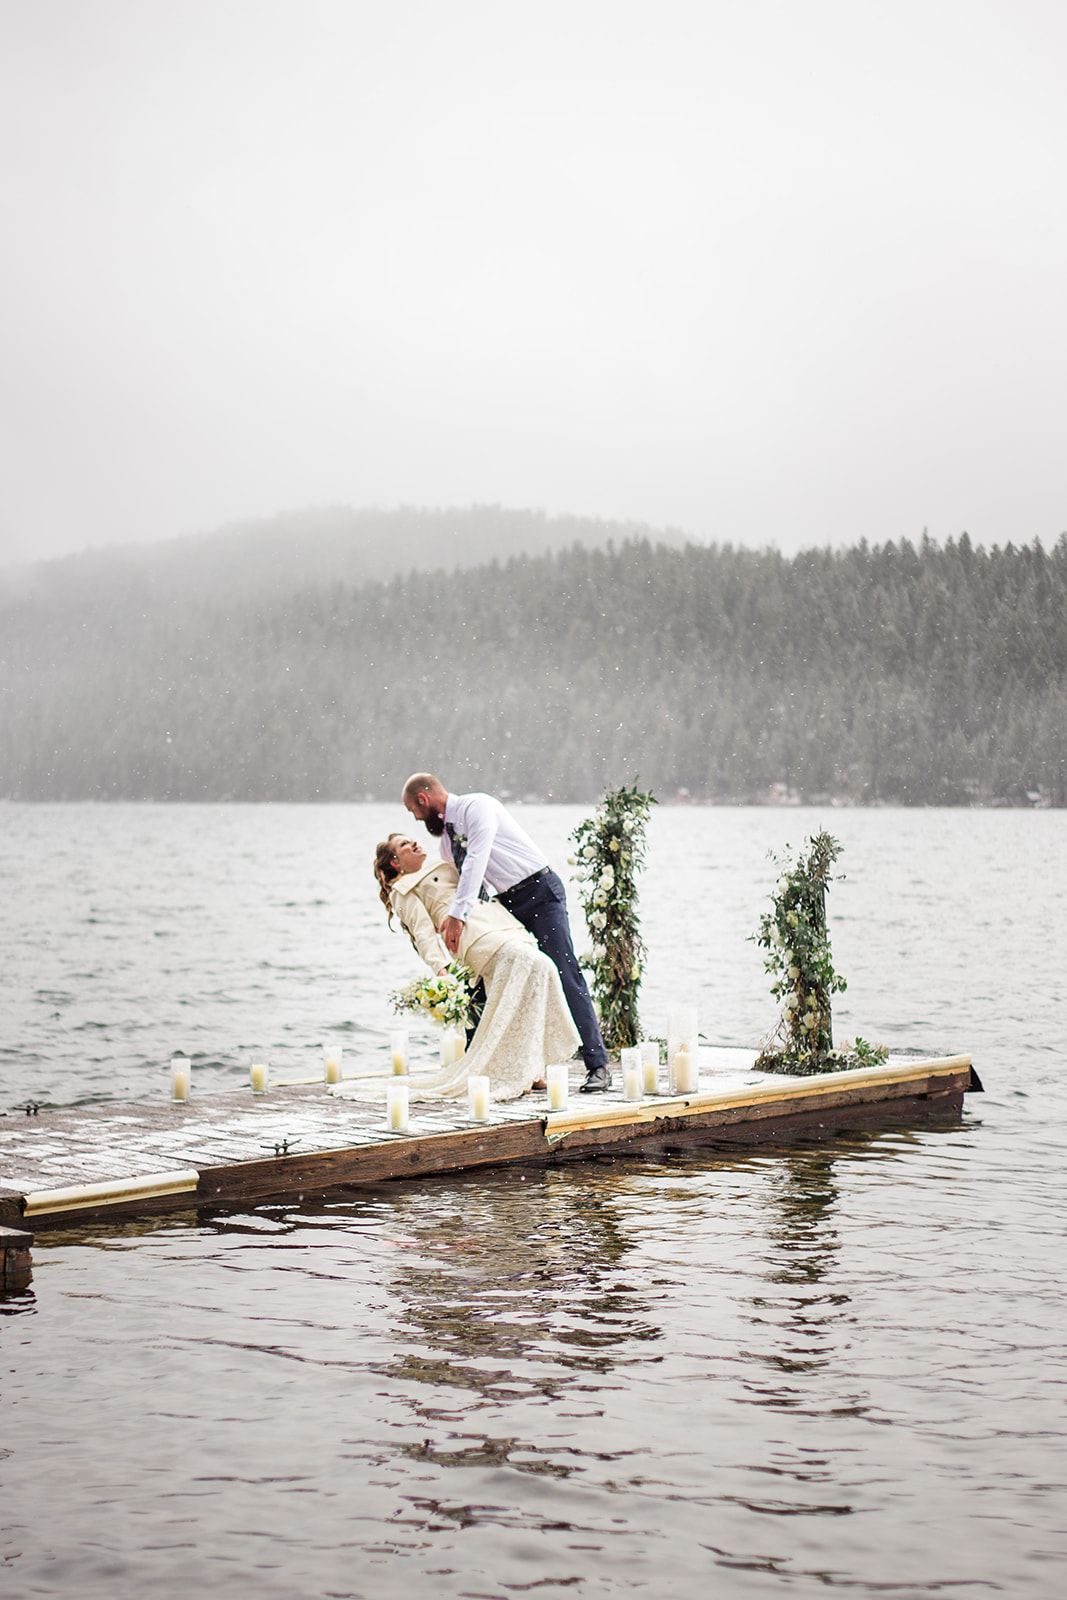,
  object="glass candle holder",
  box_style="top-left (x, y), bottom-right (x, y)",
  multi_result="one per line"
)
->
top-left (386, 1080), bottom-right (410, 1133)
top-left (170, 1056), bottom-right (190, 1102)
top-left (669, 1004), bottom-right (698, 1040)
top-left (546, 1062), bottom-right (569, 1112)
top-left (323, 1045), bottom-right (343, 1085)
top-left (621, 1046), bottom-right (642, 1101)
top-left (440, 1029), bottom-right (465, 1067)
top-left (390, 1029), bottom-right (409, 1075)
top-left (250, 1060), bottom-right (269, 1094)
top-left (467, 1074), bottom-right (490, 1121)
top-left (641, 1040), bottom-right (660, 1094)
